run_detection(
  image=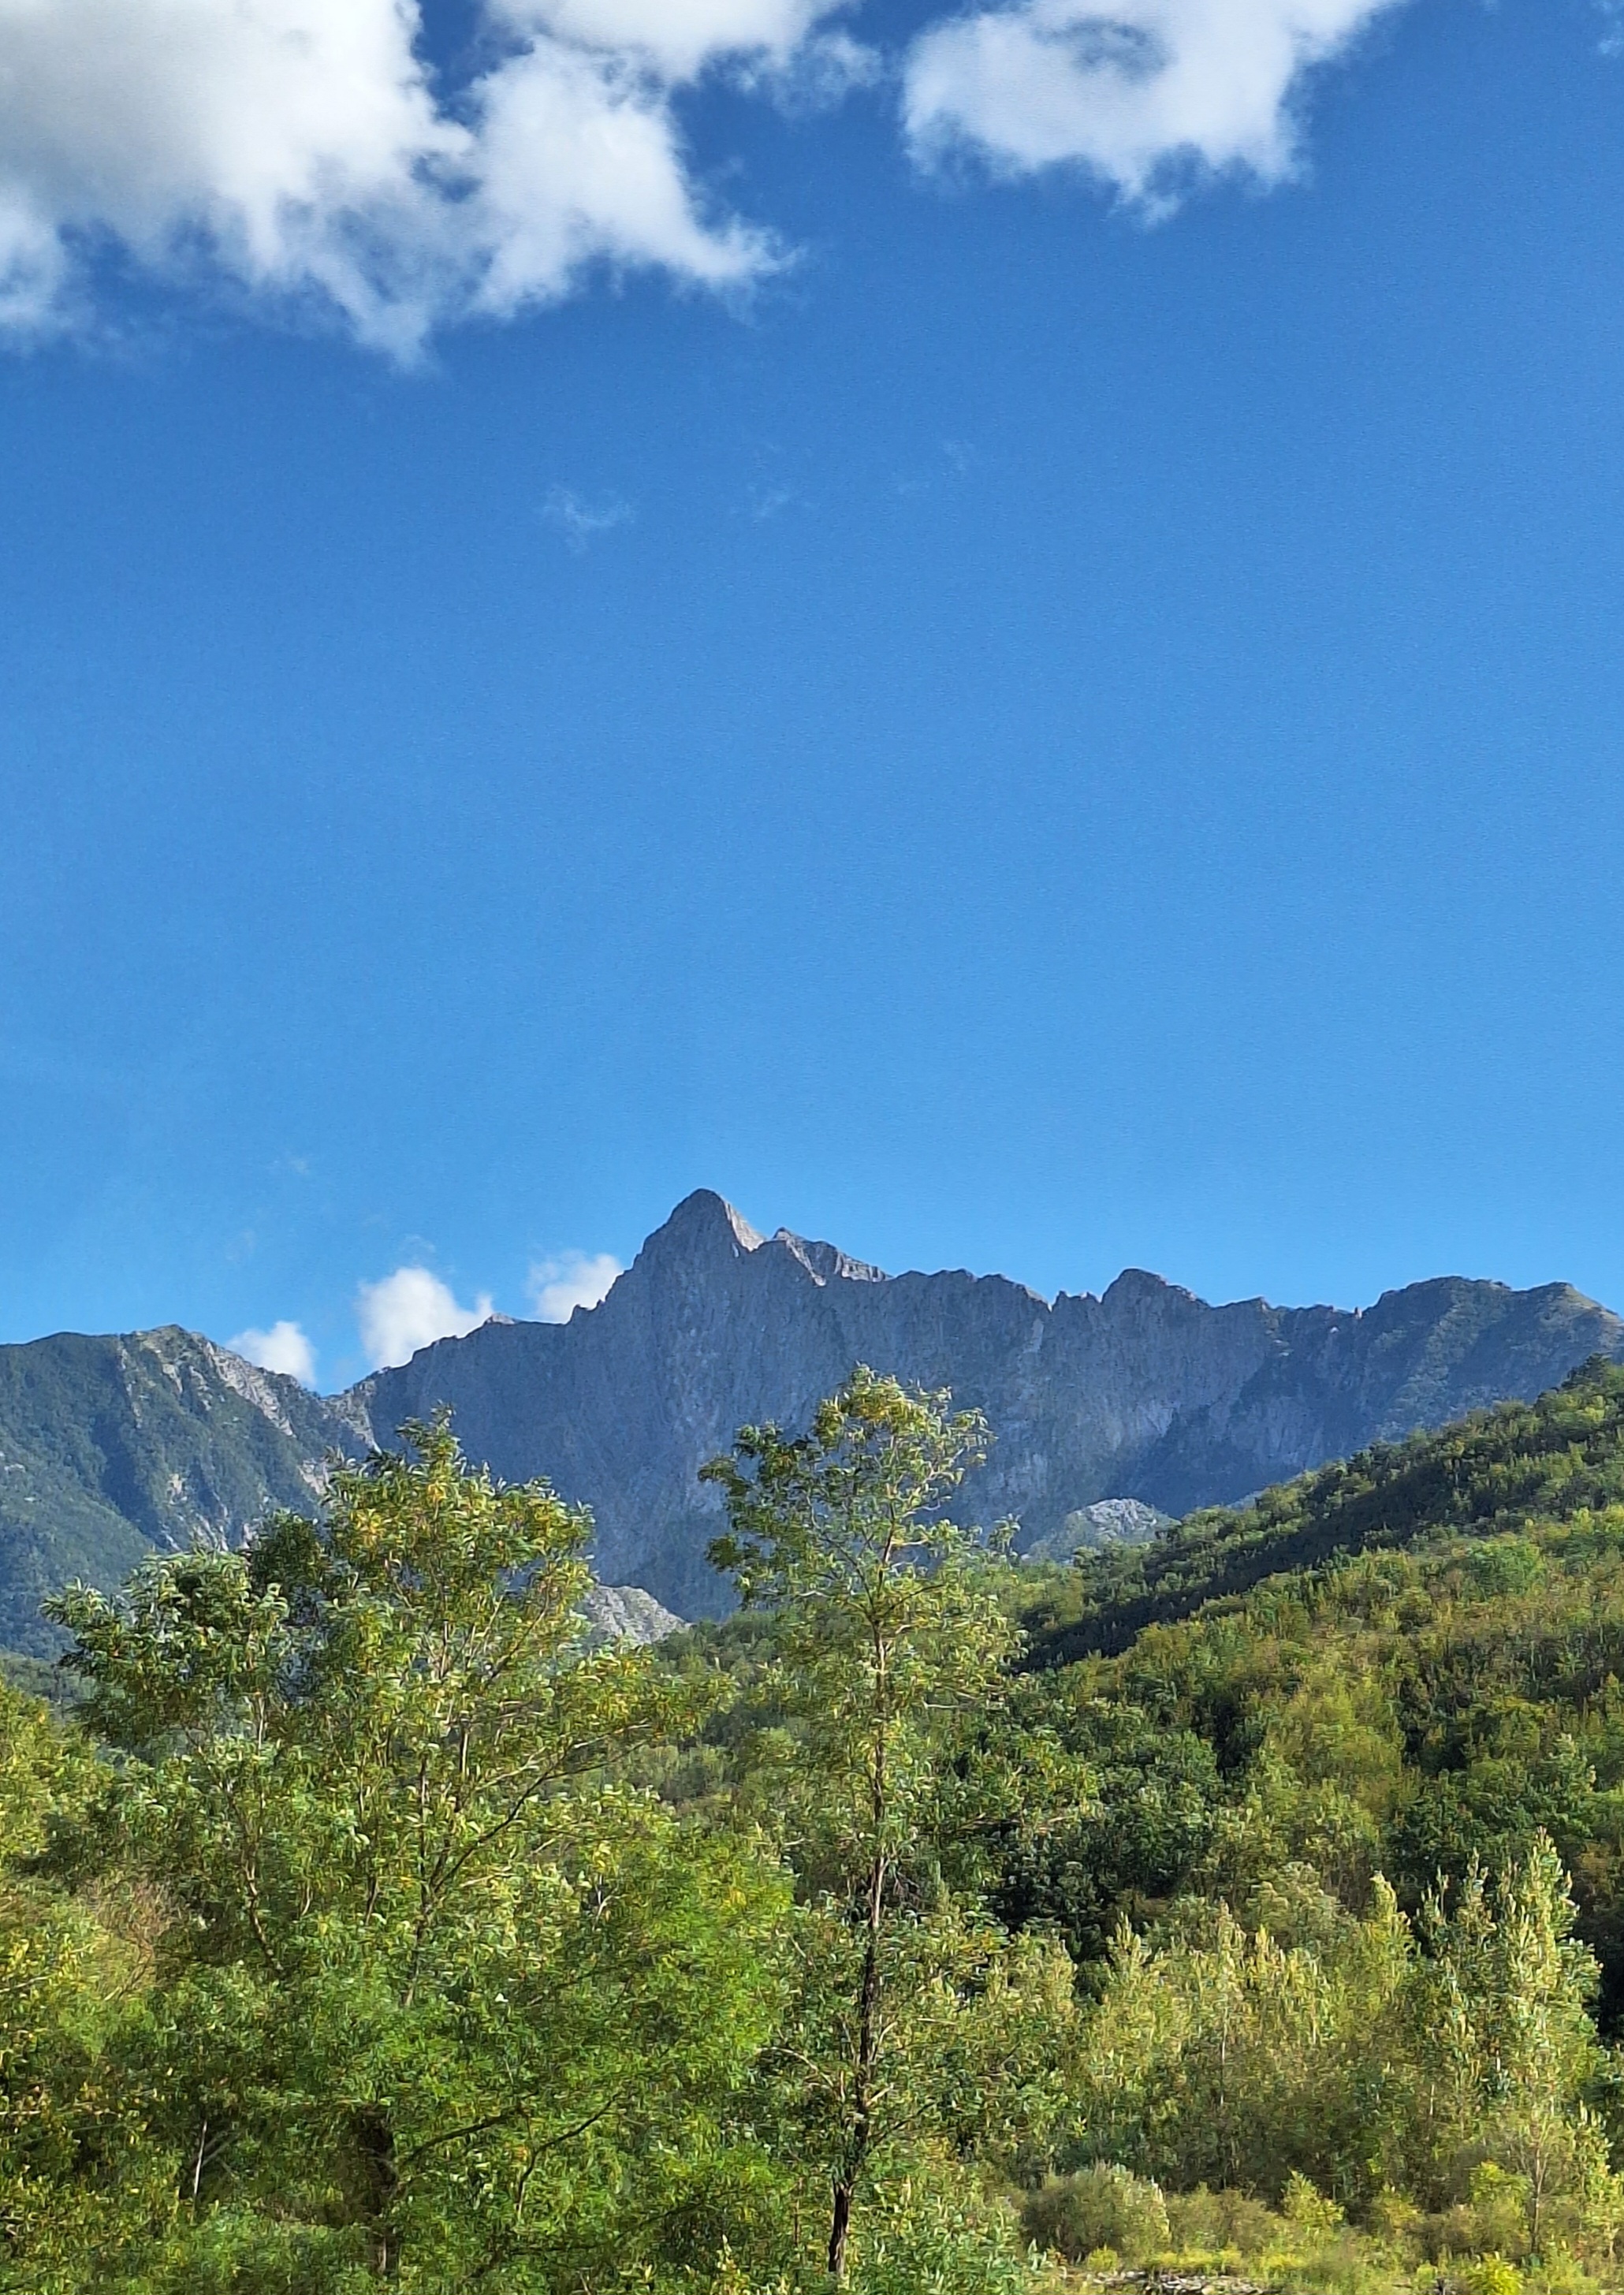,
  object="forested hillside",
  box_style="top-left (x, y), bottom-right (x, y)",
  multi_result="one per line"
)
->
top-left (8, 1365), bottom-right (1624, 2289)
top-left (992, 1360), bottom-right (1624, 2025)
top-left (1026, 1355), bottom-right (1624, 1660)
